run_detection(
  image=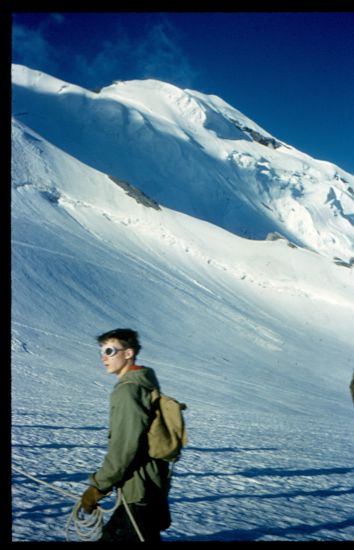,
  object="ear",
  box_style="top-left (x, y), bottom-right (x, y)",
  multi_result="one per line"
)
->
top-left (124, 348), bottom-right (135, 360)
